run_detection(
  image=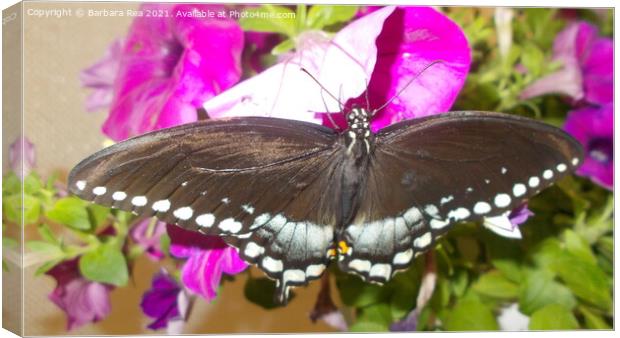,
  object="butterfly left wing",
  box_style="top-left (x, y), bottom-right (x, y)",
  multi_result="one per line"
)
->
top-left (68, 117), bottom-right (343, 302)
top-left (337, 111), bottom-right (583, 283)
